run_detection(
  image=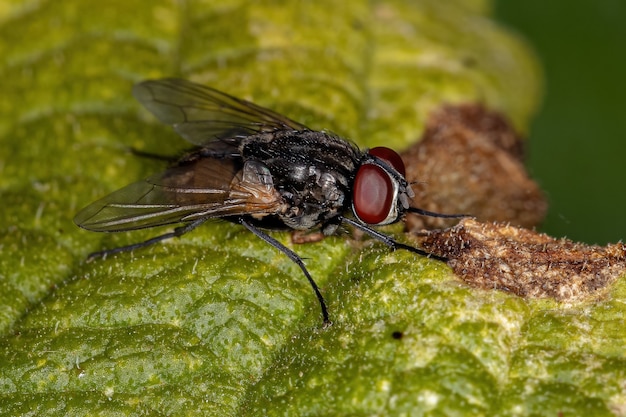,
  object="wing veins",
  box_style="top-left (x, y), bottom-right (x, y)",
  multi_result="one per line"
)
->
top-left (133, 79), bottom-right (308, 146)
